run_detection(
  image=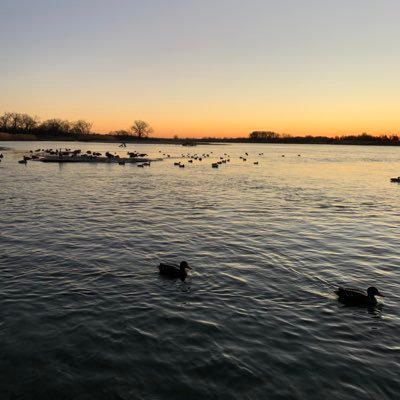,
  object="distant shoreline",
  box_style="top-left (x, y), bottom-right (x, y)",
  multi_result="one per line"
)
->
top-left (2, 132), bottom-right (400, 147)
top-left (2, 112), bottom-right (400, 146)
top-left (0, 132), bottom-right (204, 145)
